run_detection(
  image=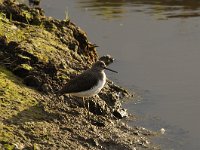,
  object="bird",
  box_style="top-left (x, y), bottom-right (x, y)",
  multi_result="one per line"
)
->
top-left (56, 60), bottom-right (118, 119)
